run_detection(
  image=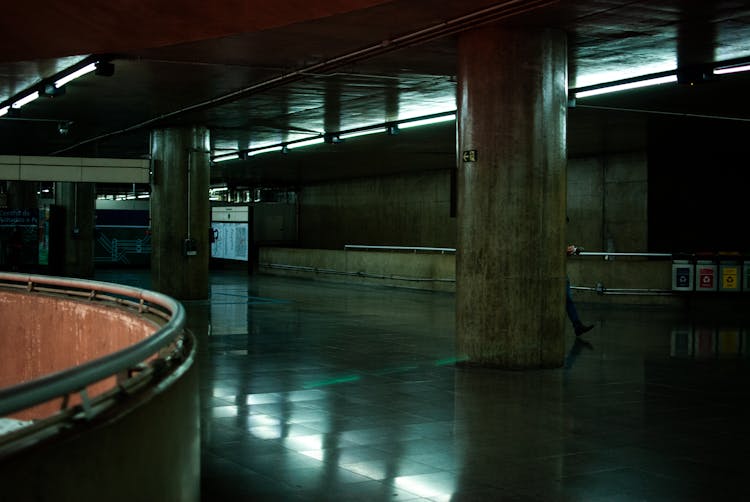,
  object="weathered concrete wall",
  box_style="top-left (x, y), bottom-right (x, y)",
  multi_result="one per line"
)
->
top-left (0, 287), bottom-right (199, 501)
top-left (567, 152), bottom-right (648, 253)
top-left (299, 169), bottom-right (455, 250)
top-left (0, 290), bottom-right (158, 420)
top-left (290, 145), bottom-right (663, 303)
top-left (567, 257), bottom-right (679, 305)
top-left (0, 337), bottom-right (199, 502)
top-left (260, 247), bottom-right (687, 305)
top-left (260, 247), bottom-right (455, 292)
